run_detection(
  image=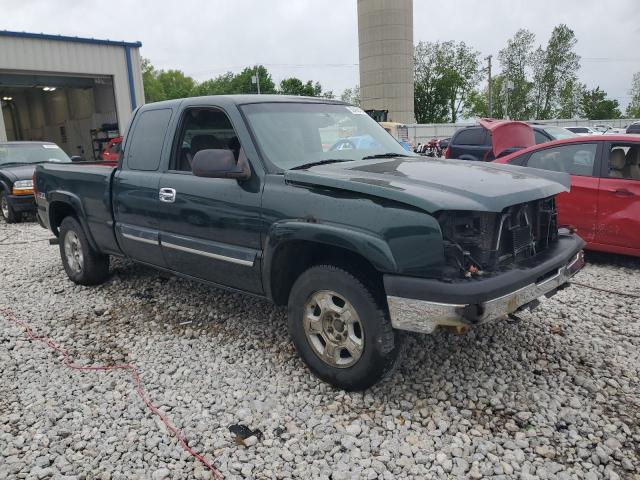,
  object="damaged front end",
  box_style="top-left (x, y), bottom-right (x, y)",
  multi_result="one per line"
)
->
top-left (437, 196), bottom-right (559, 279)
